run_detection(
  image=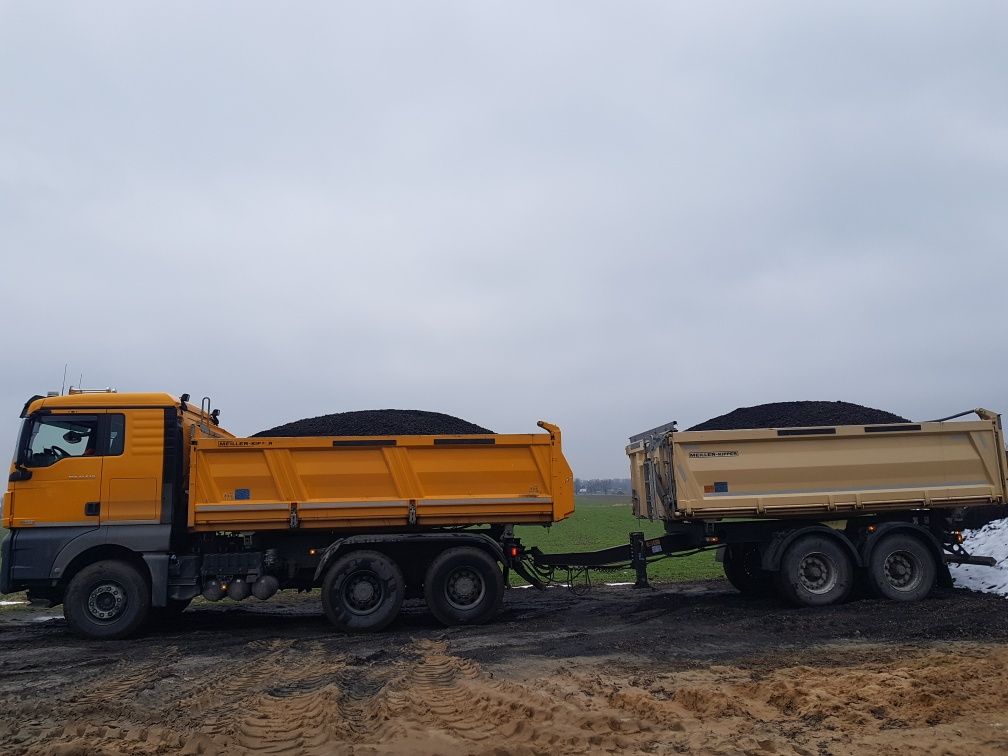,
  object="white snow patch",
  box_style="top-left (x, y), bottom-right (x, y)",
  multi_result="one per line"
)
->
top-left (0, 600), bottom-right (28, 606)
top-left (950, 518), bottom-right (1008, 597)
